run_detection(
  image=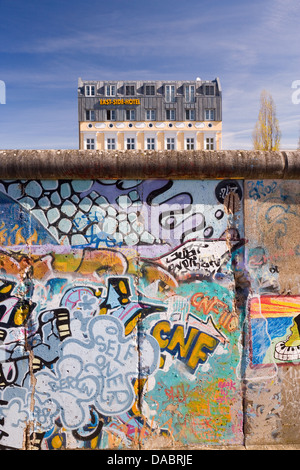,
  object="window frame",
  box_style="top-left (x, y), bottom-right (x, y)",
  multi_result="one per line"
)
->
top-left (106, 109), bottom-right (116, 121)
top-left (185, 85), bottom-right (195, 103)
top-left (146, 109), bottom-right (156, 120)
top-left (105, 84), bottom-right (117, 96)
top-left (165, 135), bottom-right (176, 150)
top-left (204, 85), bottom-right (215, 96)
top-left (126, 137), bottom-right (136, 150)
top-left (125, 85), bottom-right (135, 96)
top-left (125, 109), bottom-right (136, 121)
top-left (186, 137), bottom-right (195, 150)
top-left (205, 136), bottom-right (215, 150)
top-left (85, 85), bottom-right (96, 96)
top-left (84, 134), bottom-right (96, 150)
top-left (146, 136), bottom-right (156, 150)
top-left (85, 110), bottom-right (95, 121)
top-left (166, 109), bottom-right (176, 121)
top-left (185, 109), bottom-right (195, 121)
top-left (165, 84), bottom-right (176, 103)
top-left (145, 84), bottom-right (155, 96)
top-left (106, 136), bottom-right (117, 150)
top-left (205, 109), bottom-right (215, 120)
